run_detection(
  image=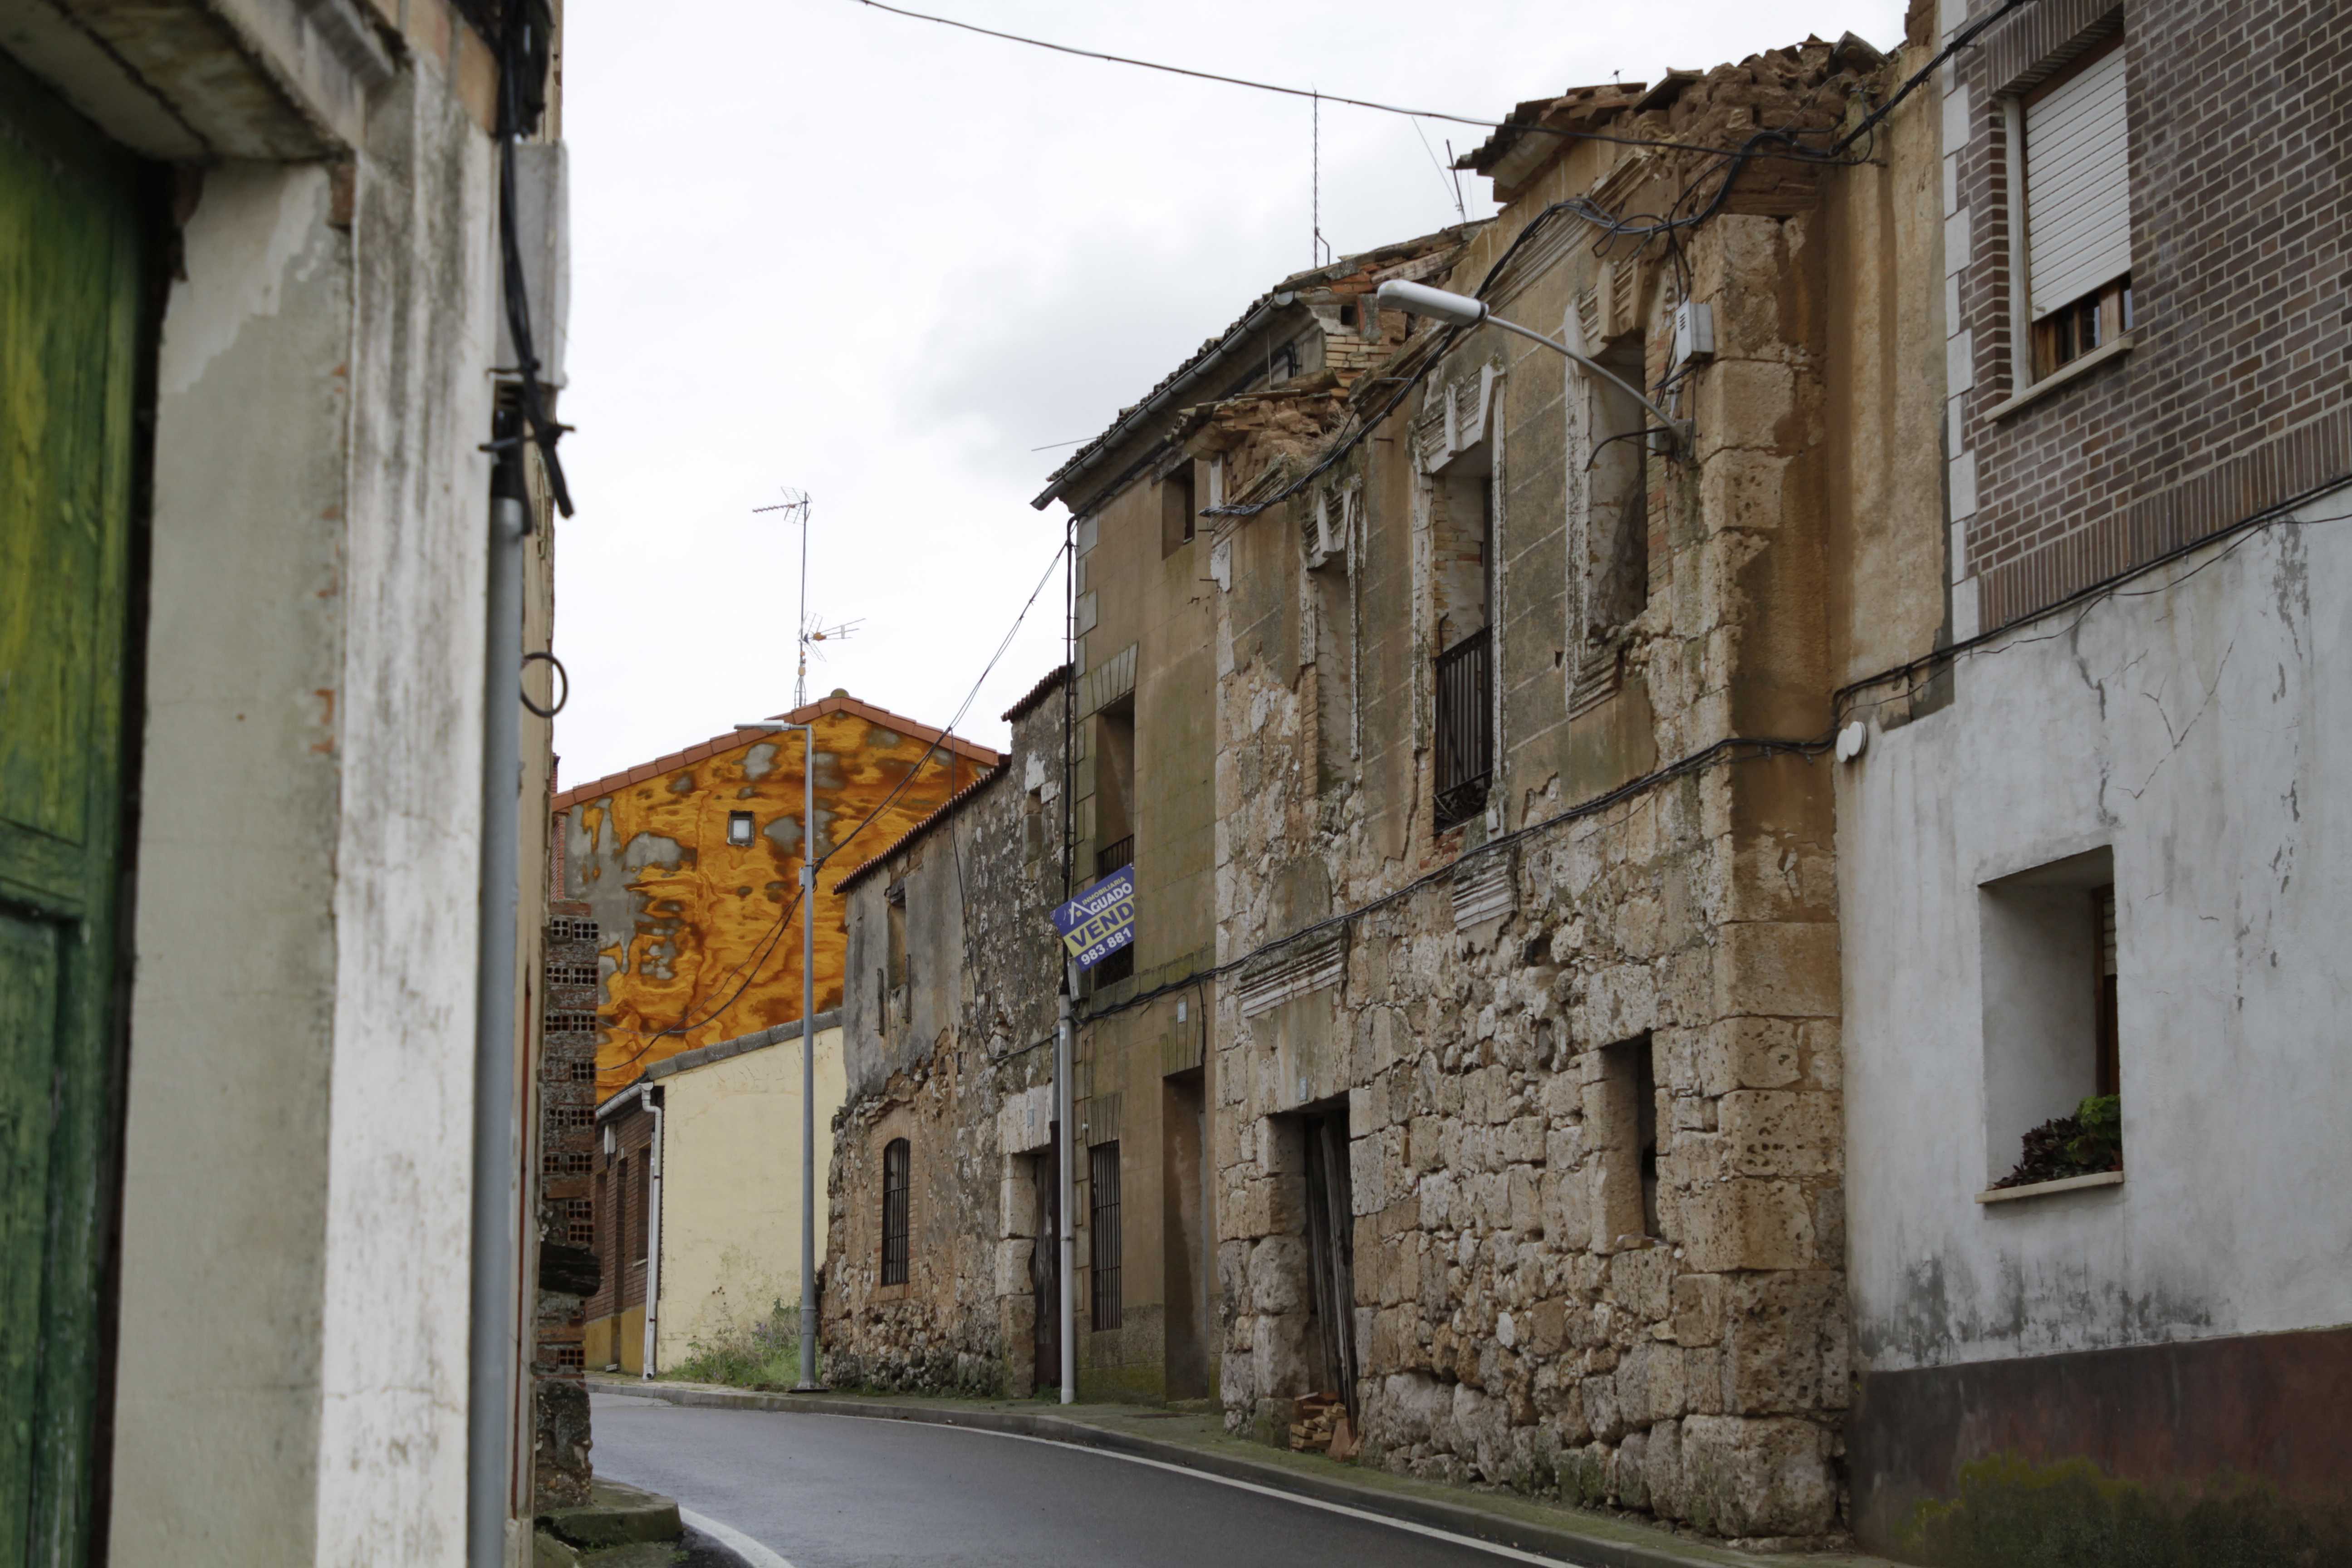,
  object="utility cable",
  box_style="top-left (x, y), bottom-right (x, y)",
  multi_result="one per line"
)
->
top-left (845, 0), bottom-right (1867, 164)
